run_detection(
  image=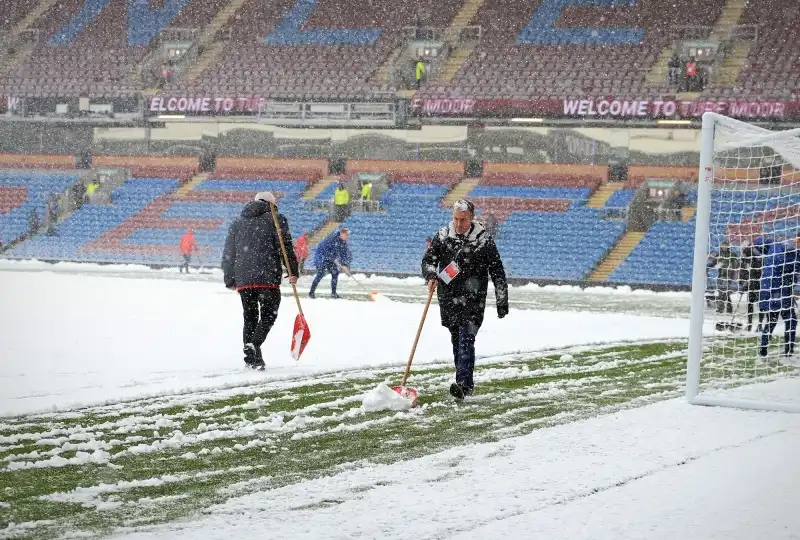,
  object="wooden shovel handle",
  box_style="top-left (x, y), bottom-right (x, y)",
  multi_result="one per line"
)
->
top-left (269, 202), bottom-right (304, 317)
top-left (400, 283), bottom-right (436, 386)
